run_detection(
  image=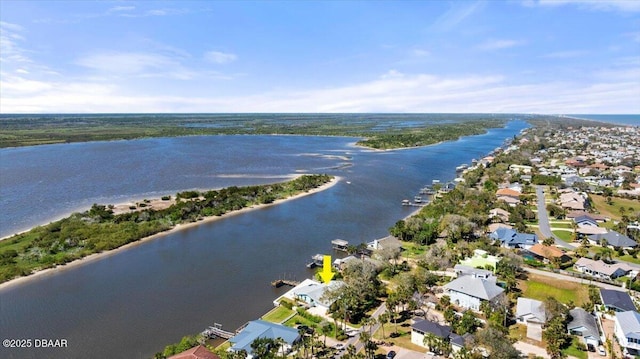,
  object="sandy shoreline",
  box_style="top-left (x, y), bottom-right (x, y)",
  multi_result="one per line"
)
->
top-left (0, 176), bottom-right (341, 291)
